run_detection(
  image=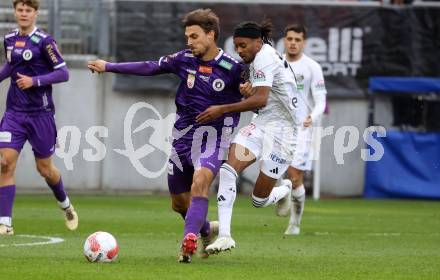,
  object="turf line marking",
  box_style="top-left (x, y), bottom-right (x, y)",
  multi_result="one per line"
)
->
top-left (0, 235), bottom-right (64, 247)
